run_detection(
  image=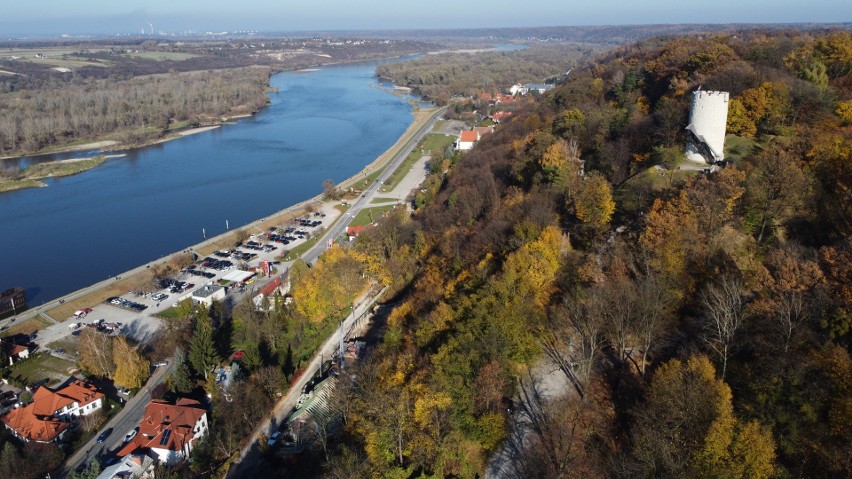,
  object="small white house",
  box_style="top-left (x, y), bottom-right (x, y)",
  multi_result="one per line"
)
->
top-left (192, 285), bottom-right (225, 307)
